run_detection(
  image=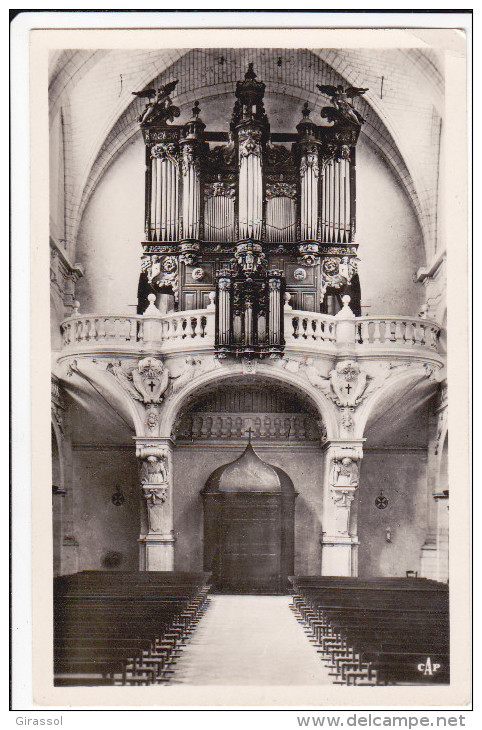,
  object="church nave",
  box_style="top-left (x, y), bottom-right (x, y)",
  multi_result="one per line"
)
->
top-left (169, 595), bottom-right (332, 686)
